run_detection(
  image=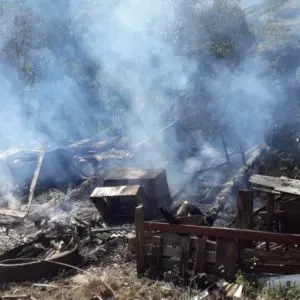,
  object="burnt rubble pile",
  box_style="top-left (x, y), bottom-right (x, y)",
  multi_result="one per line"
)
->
top-left (1, 133), bottom-right (300, 295)
top-left (0, 216), bottom-right (134, 284)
